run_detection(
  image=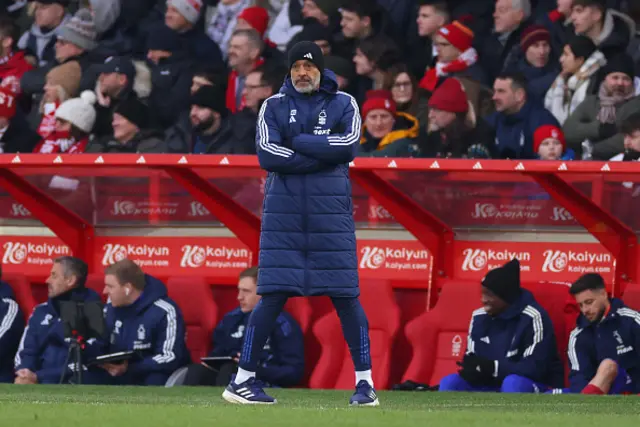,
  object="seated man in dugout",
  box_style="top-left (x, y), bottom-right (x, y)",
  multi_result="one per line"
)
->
top-left (182, 267), bottom-right (304, 388)
top-left (550, 273), bottom-right (640, 395)
top-left (102, 259), bottom-right (191, 386)
top-left (439, 259), bottom-right (564, 393)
